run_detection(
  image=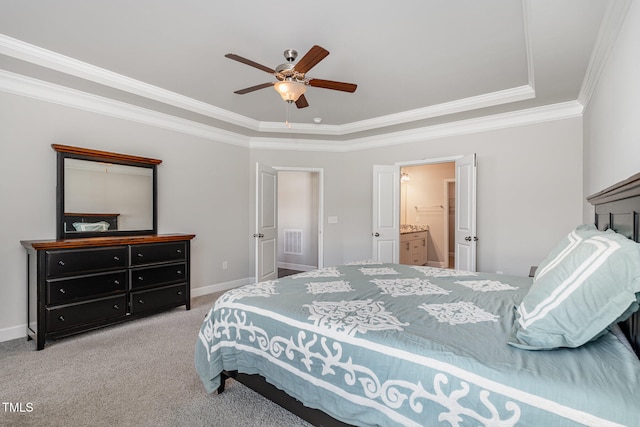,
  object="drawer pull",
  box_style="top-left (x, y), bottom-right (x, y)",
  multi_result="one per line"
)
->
top-left (59, 288), bottom-right (66, 294)
top-left (58, 315), bottom-right (65, 322)
top-left (137, 276), bottom-right (144, 281)
top-left (138, 299), bottom-right (145, 304)
top-left (114, 280), bottom-right (120, 285)
top-left (113, 304), bottom-right (120, 310)
top-left (177, 290), bottom-right (183, 296)
top-left (113, 256), bottom-right (120, 261)
top-left (177, 249), bottom-right (183, 254)
top-left (58, 260), bottom-right (65, 266)
top-left (137, 253), bottom-right (144, 258)
top-left (177, 270), bottom-right (183, 275)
